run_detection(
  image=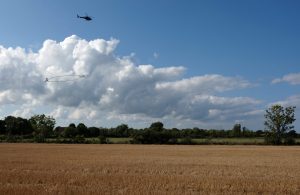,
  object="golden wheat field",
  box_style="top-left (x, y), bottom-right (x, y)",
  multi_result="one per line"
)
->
top-left (0, 144), bottom-right (299, 195)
